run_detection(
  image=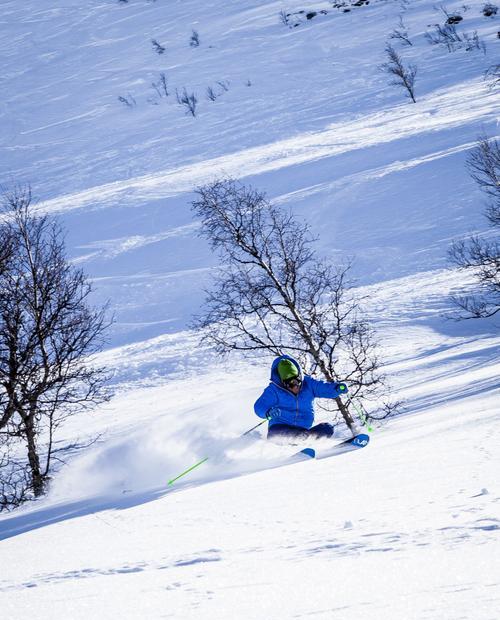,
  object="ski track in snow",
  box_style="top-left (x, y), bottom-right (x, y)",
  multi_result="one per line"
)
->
top-left (1, 392), bottom-right (499, 620)
top-left (73, 222), bottom-right (200, 260)
top-left (2, 0), bottom-right (499, 344)
top-left (34, 80), bottom-right (498, 216)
